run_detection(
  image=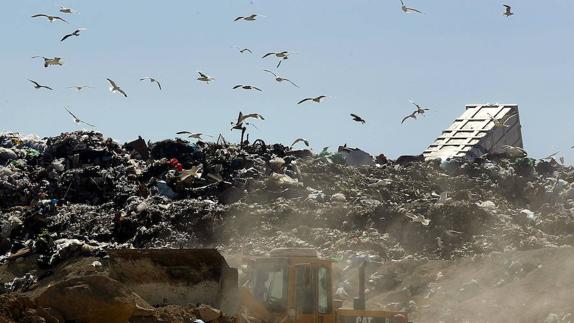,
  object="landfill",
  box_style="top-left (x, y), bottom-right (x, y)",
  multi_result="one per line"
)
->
top-left (1, 131), bottom-right (574, 322)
